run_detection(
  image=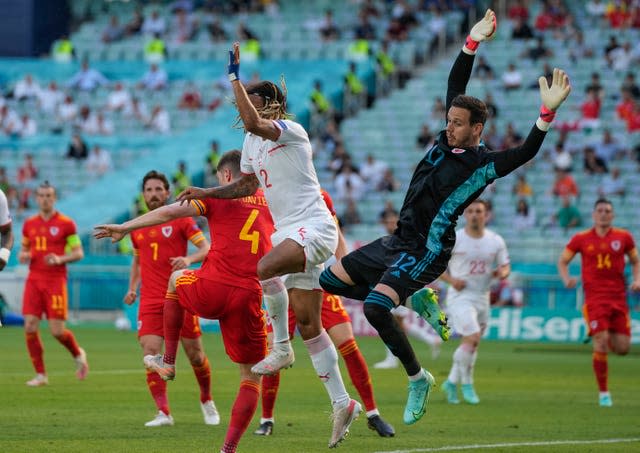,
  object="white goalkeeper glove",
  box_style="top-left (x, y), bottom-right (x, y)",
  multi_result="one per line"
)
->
top-left (465, 9), bottom-right (497, 53)
top-left (536, 68), bottom-right (571, 129)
